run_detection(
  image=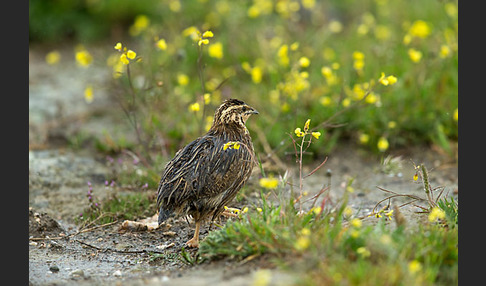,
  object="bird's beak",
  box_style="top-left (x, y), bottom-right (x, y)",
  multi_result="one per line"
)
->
top-left (250, 108), bottom-right (259, 115)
